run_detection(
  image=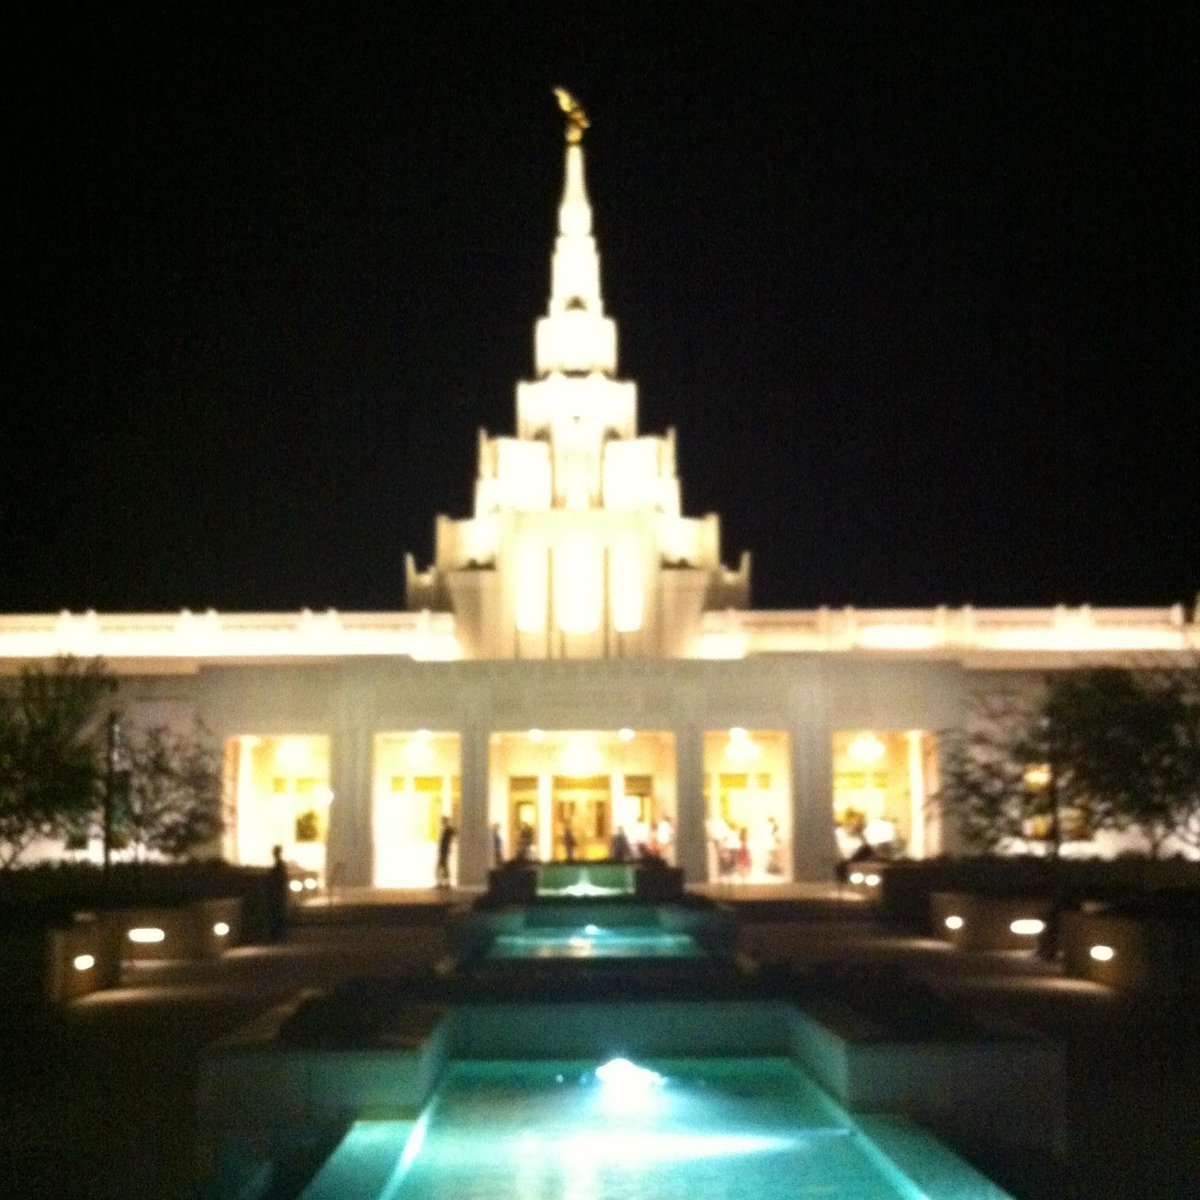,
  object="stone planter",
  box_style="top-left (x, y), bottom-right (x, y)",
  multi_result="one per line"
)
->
top-left (44, 912), bottom-right (122, 1002)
